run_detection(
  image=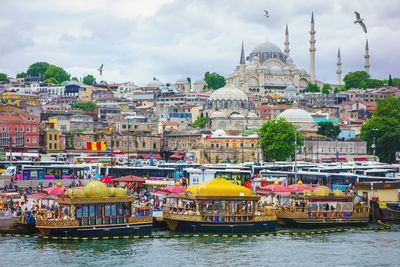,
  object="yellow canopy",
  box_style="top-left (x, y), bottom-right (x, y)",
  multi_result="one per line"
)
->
top-left (187, 177), bottom-right (252, 197)
top-left (313, 185), bottom-right (331, 197)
